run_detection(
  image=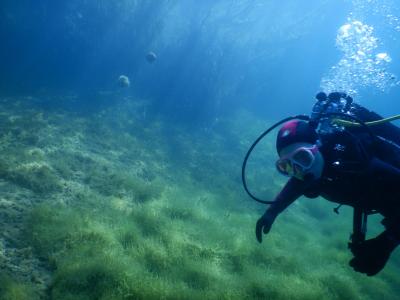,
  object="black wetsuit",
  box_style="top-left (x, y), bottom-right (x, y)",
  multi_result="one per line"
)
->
top-left (271, 138), bottom-right (398, 208)
top-left (268, 106), bottom-right (400, 235)
top-left (256, 102), bottom-right (400, 276)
